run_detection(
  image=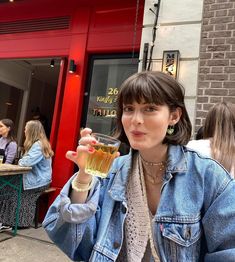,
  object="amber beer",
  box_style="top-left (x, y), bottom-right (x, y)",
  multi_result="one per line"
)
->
top-left (85, 134), bottom-right (120, 178)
